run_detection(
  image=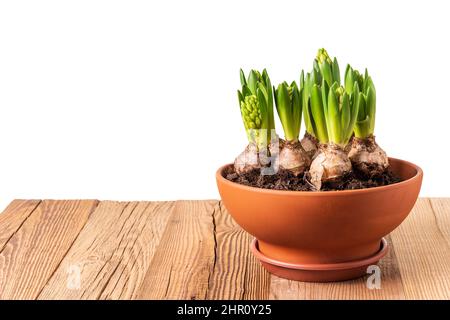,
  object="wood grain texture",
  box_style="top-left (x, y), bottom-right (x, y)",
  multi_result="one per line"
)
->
top-left (0, 198), bottom-right (449, 300)
top-left (206, 202), bottom-right (271, 299)
top-left (390, 198), bottom-right (450, 299)
top-left (429, 198), bottom-right (450, 249)
top-left (0, 200), bottom-right (98, 299)
top-left (137, 200), bottom-right (217, 300)
top-left (38, 201), bottom-right (175, 300)
top-left (0, 200), bottom-right (41, 250)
